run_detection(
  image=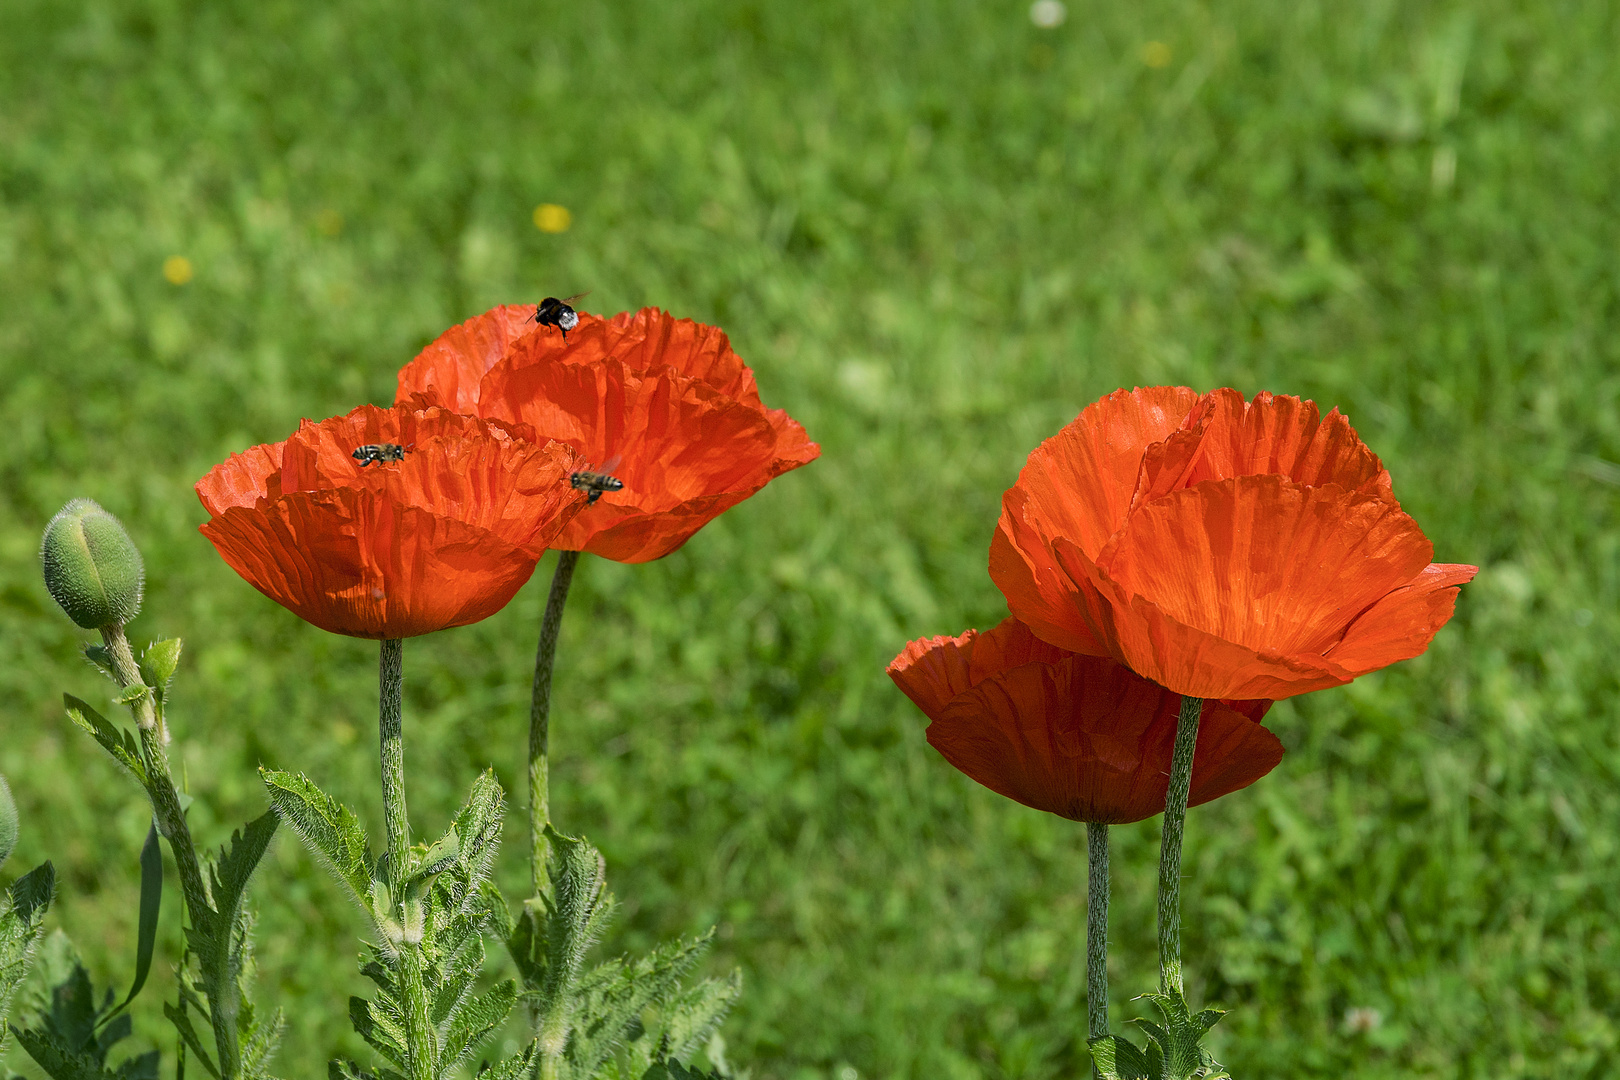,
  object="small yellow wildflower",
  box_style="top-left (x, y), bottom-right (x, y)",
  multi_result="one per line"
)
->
top-left (1141, 41), bottom-right (1172, 68)
top-left (533, 203), bottom-right (573, 233)
top-left (163, 255), bottom-right (193, 285)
